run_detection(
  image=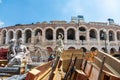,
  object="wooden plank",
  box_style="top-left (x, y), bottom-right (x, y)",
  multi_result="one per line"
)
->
top-left (84, 62), bottom-right (93, 77)
top-left (98, 56), bottom-right (106, 80)
top-left (61, 50), bottom-right (83, 59)
top-left (64, 57), bottom-right (77, 80)
top-left (89, 65), bottom-right (100, 80)
top-left (26, 61), bottom-right (52, 80)
top-left (75, 69), bottom-right (87, 80)
top-left (49, 56), bottom-right (60, 80)
top-left (37, 68), bottom-right (51, 80)
top-left (103, 70), bottom-right (120, 80)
